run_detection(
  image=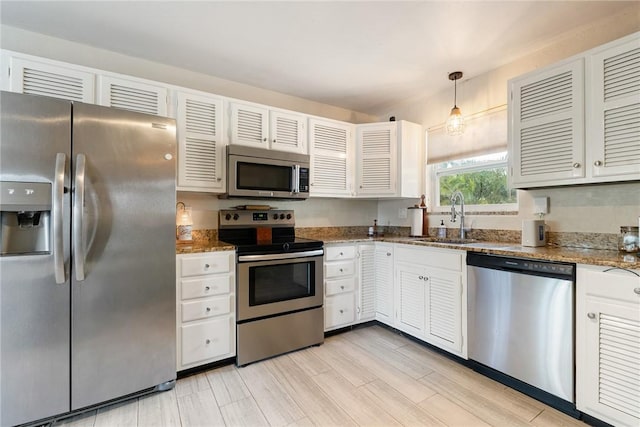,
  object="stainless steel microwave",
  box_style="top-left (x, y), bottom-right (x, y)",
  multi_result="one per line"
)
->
top-left (226, 145), bottom-right (310, 199)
